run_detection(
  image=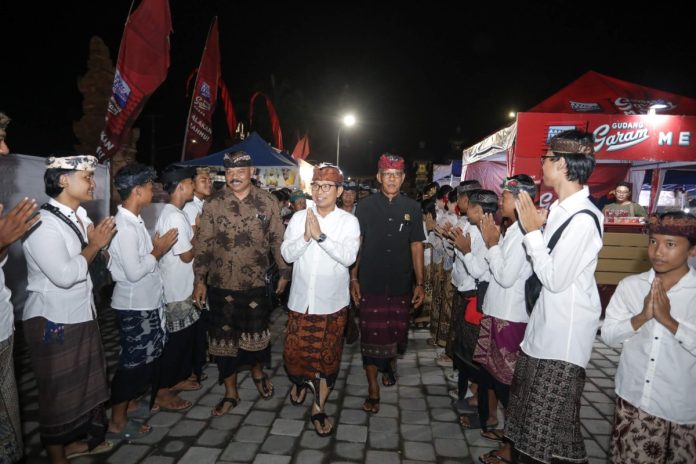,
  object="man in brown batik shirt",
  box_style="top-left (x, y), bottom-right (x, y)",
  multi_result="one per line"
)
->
top-left (193, 151), bottom-right (290, 416)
